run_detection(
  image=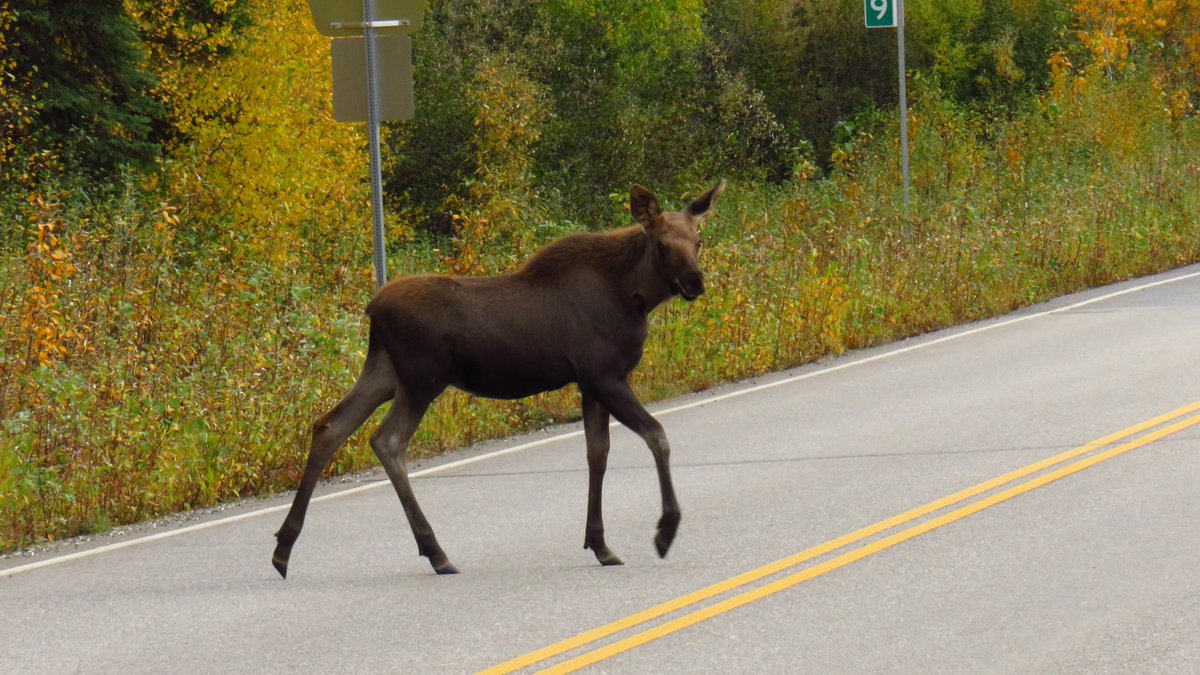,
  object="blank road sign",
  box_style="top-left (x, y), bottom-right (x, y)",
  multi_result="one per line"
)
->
top-left (332, 34), bottom-right (414, 123)
top-left (308, 0), bottom-right (426, 37)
